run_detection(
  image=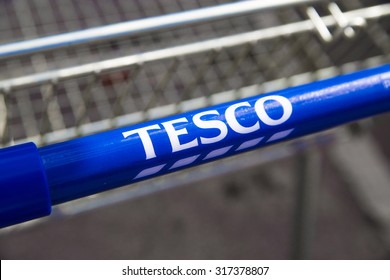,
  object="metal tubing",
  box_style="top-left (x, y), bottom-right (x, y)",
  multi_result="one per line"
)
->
top-left (291, 148), bottom-right (321, 259)
top-left (36, 64), bottom-right (390, 204)
top-left (0, 0), bottom-right (320, 58)
top-left (1, 4), bottom-right (389, 92)
top-left (1, 64), bottom-right (390, 227)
